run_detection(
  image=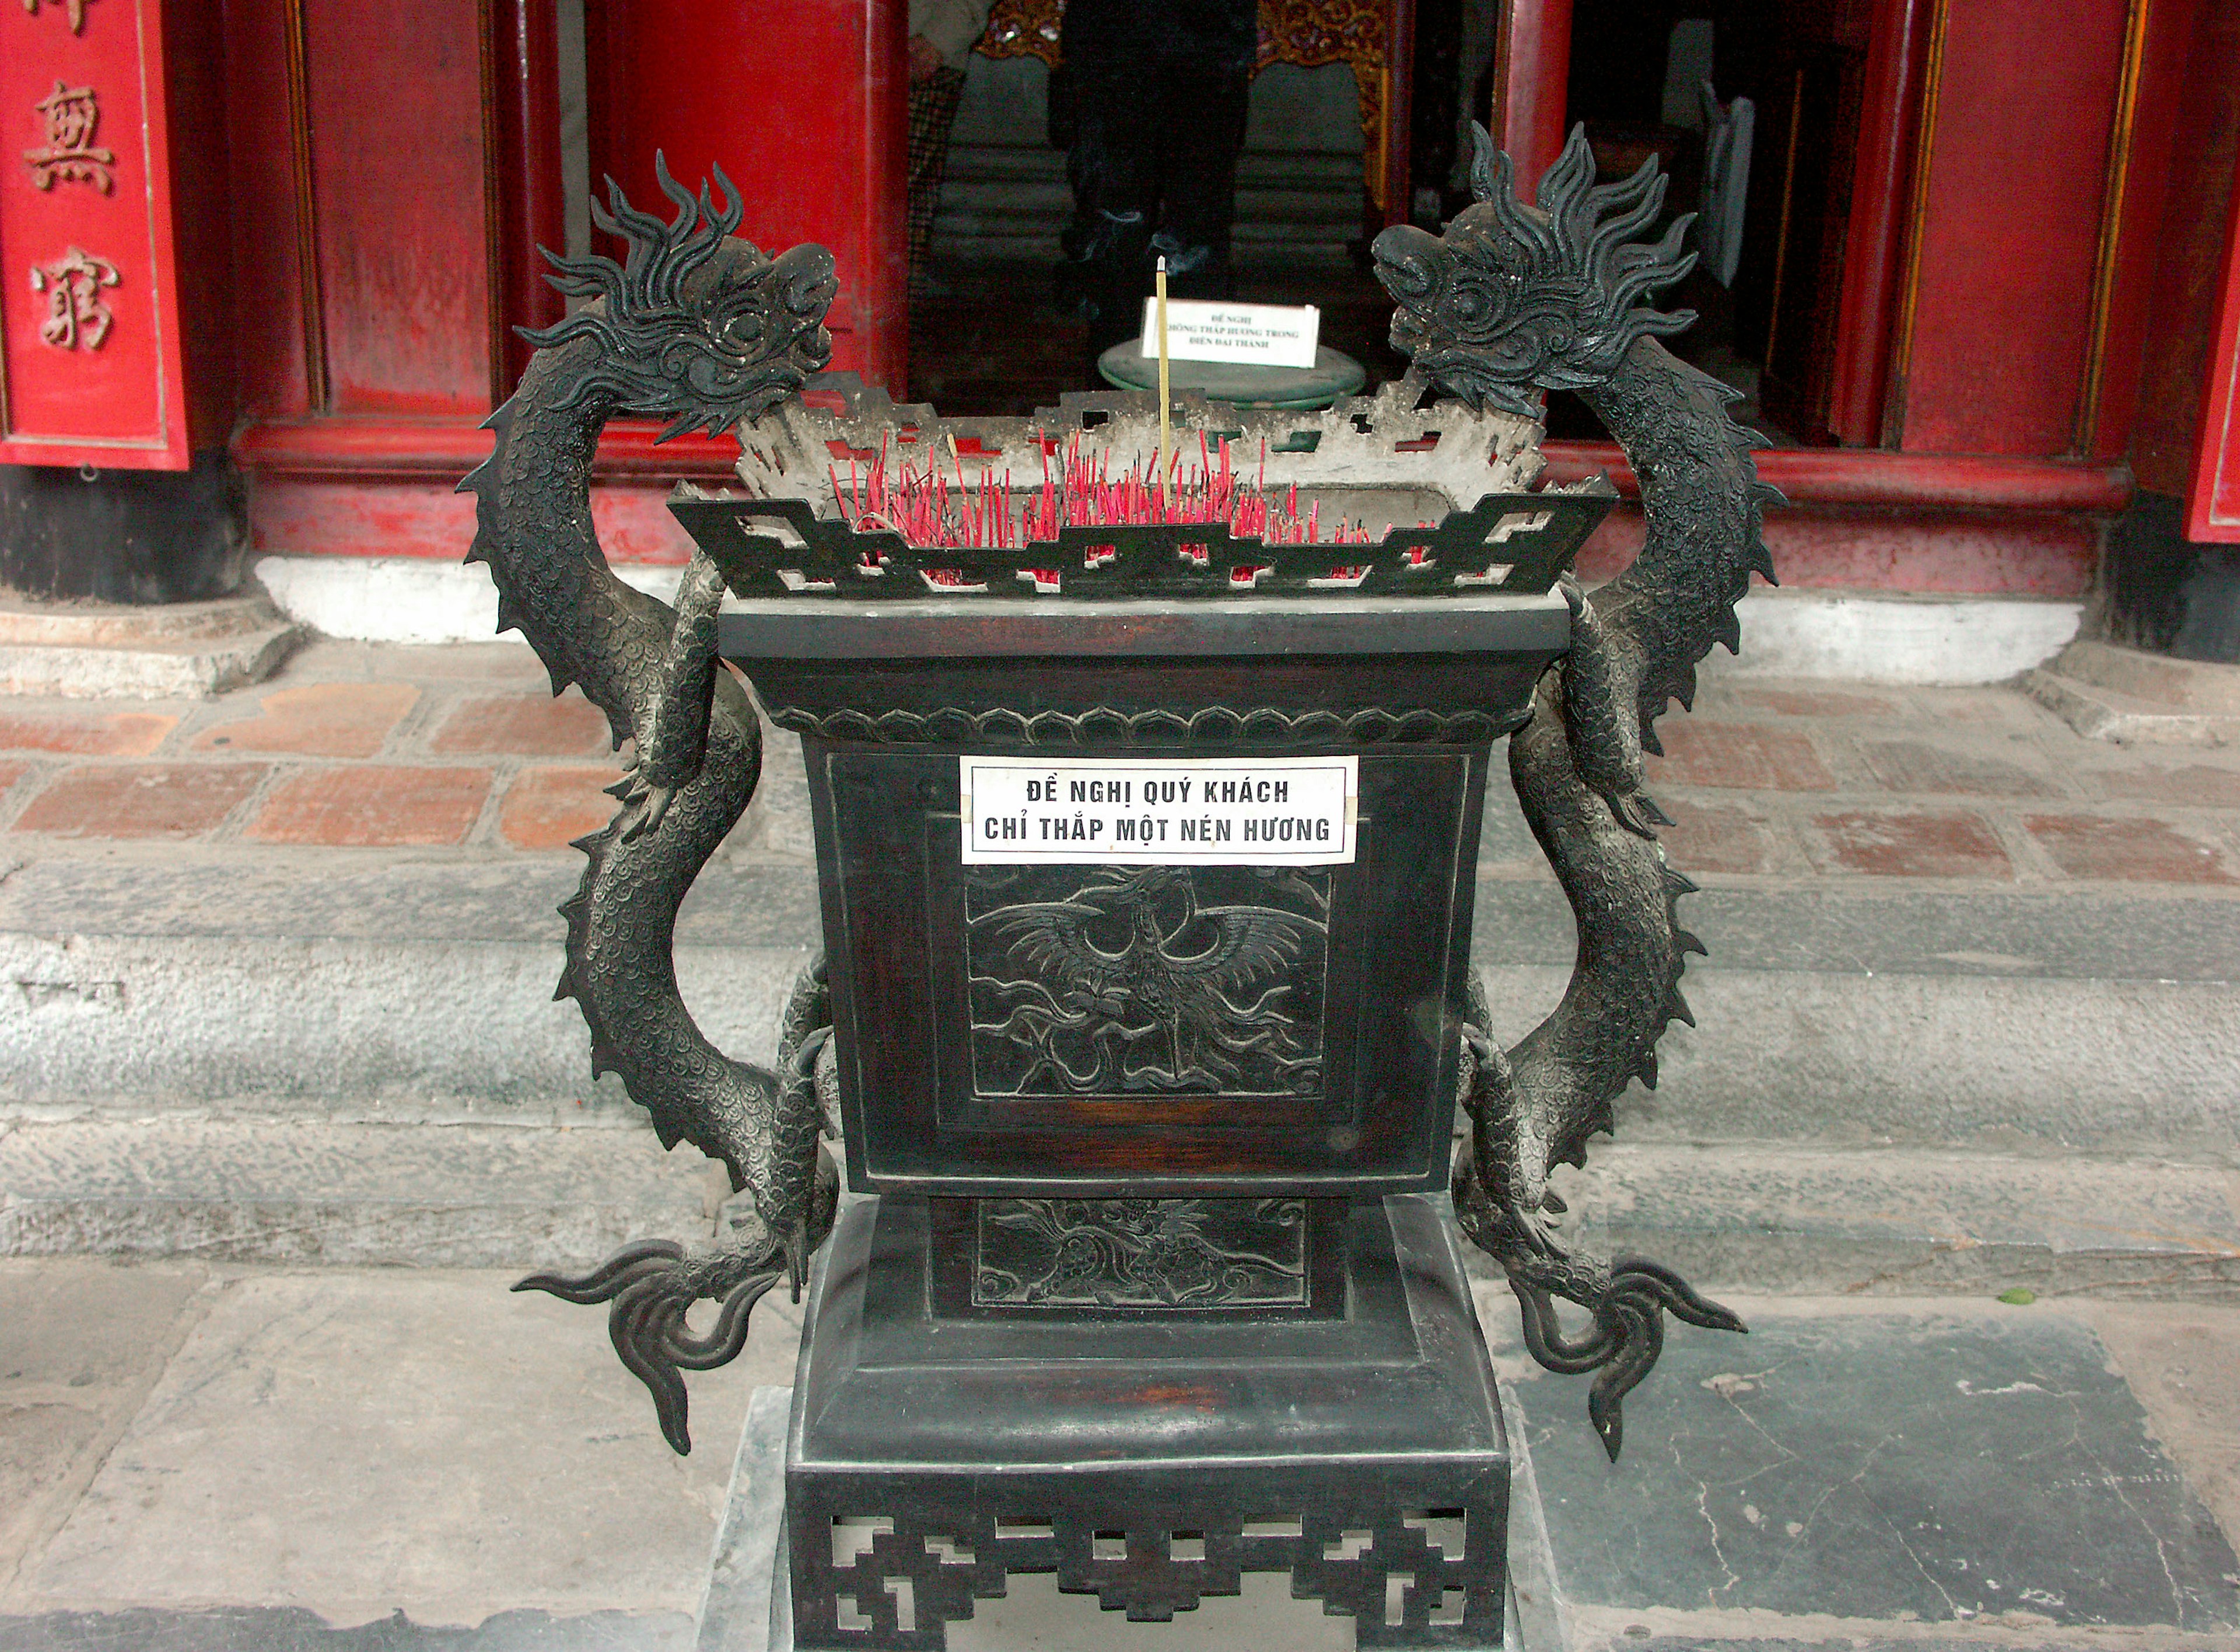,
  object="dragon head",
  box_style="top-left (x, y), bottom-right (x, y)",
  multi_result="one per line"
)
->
top-left (524, 154), bottom-right (837, 439)
top-left (1371, 124), bottom-right (1696, 416)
